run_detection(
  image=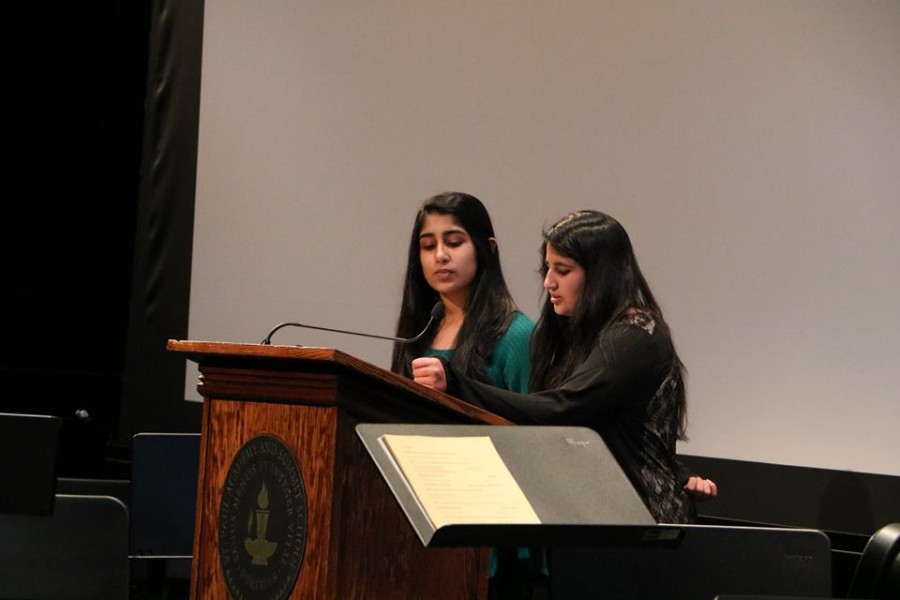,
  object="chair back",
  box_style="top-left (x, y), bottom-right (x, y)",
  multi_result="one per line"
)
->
top-left (0, 412), bottom-right (62, 514)
top-left (0, 493), bottom-right (130, 599)
top-left (847, 522), bottom-right (900, 599)
top-left (551, 524), bottom-right (833, 600)
top-left (129, 432), bottom-right (201, 557)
